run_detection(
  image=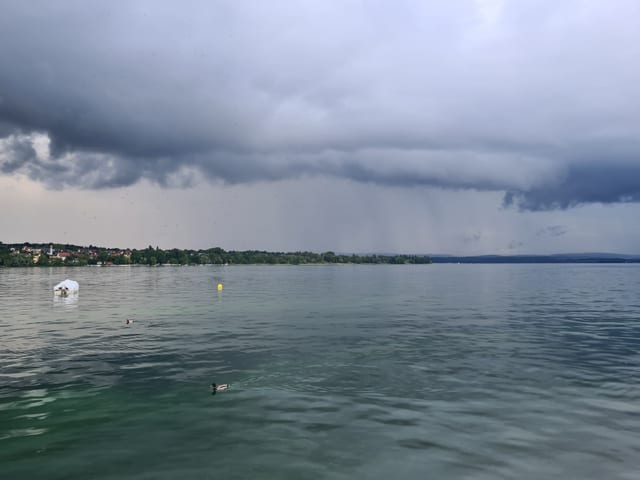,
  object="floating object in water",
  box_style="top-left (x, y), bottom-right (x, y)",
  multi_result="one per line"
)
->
top-left (217, 283), bottom-right (223, 291)
top-left (125, 318), bottom-right (134, 325)
top-left (53, 279), bottom-right (79, 297)
top-left (211, 383), bottom-right (230, 395)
